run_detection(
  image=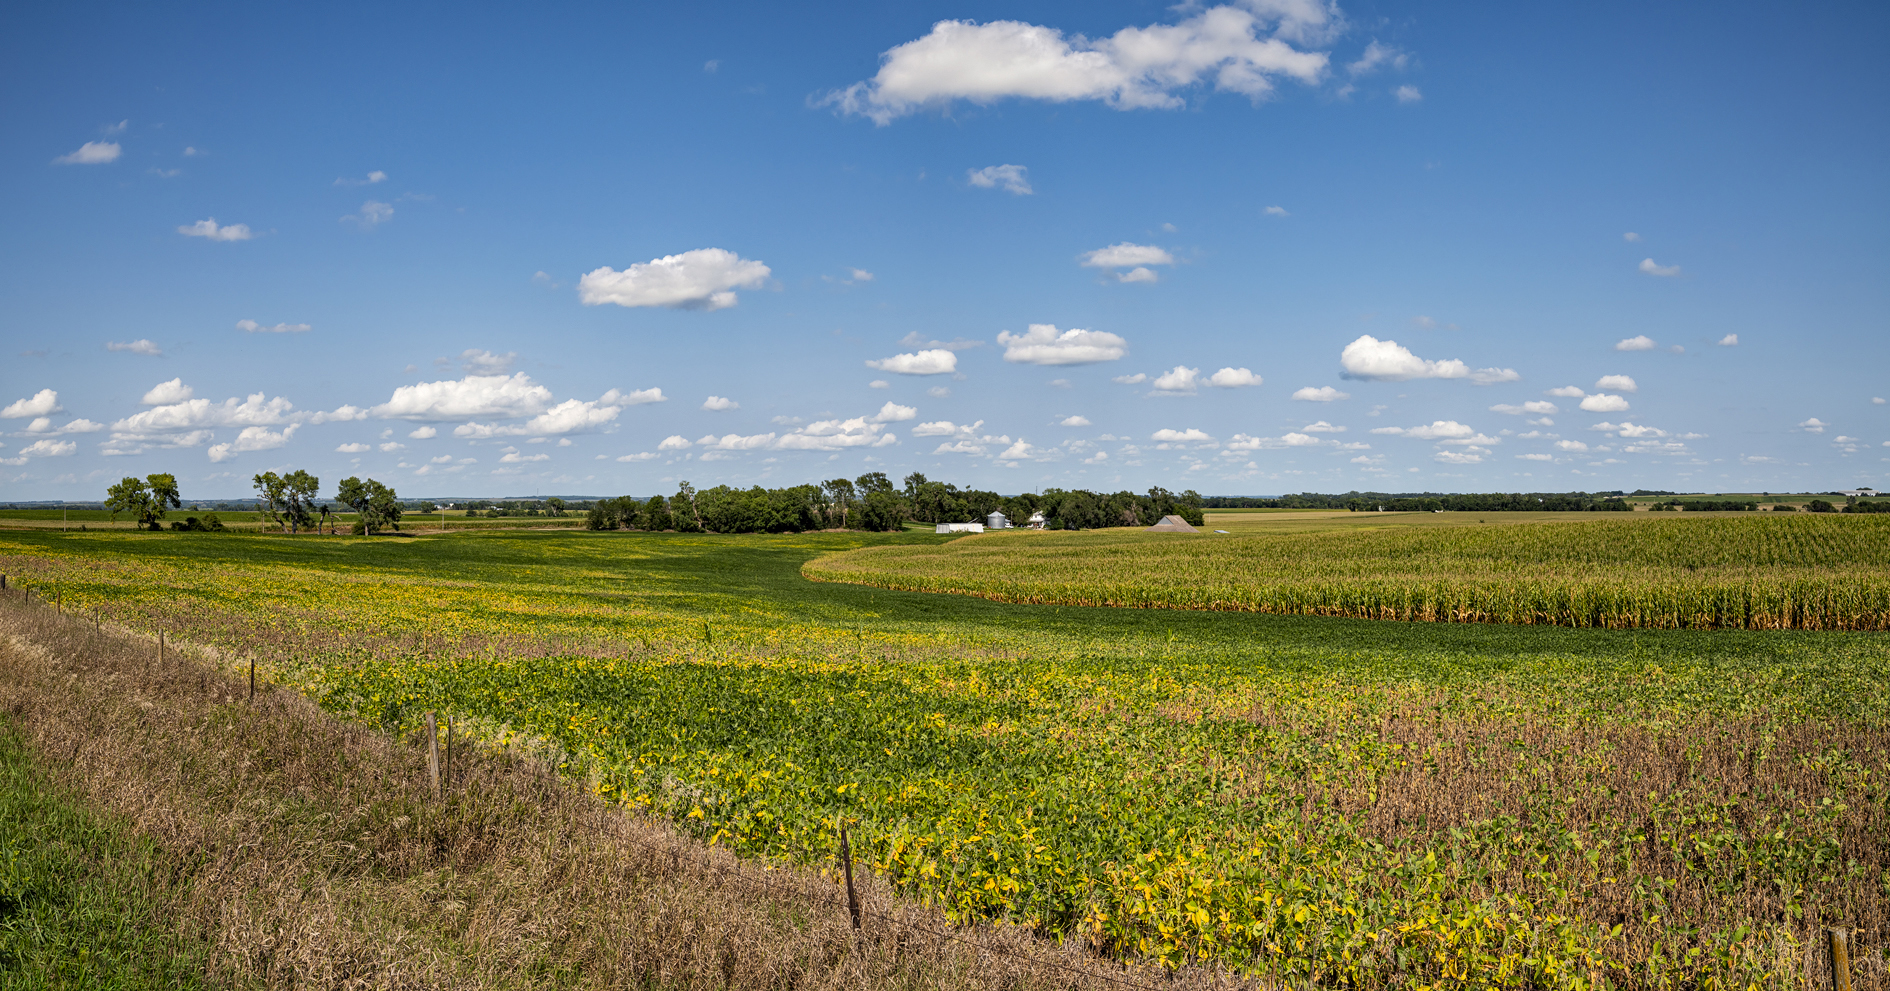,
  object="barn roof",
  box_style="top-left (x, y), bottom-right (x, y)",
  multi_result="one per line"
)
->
top-left (1144, 515), bottom-right (1199, 533)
